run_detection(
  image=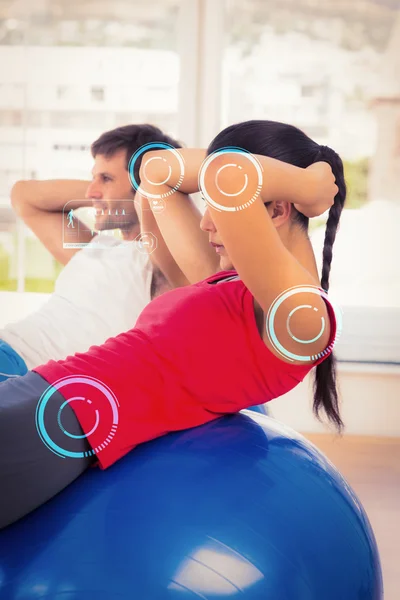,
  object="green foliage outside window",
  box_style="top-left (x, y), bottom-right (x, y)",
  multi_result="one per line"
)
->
top-left (309, 157), bottom-right (369, 232)
top-left (343, 157), bottom-right (369, 210)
